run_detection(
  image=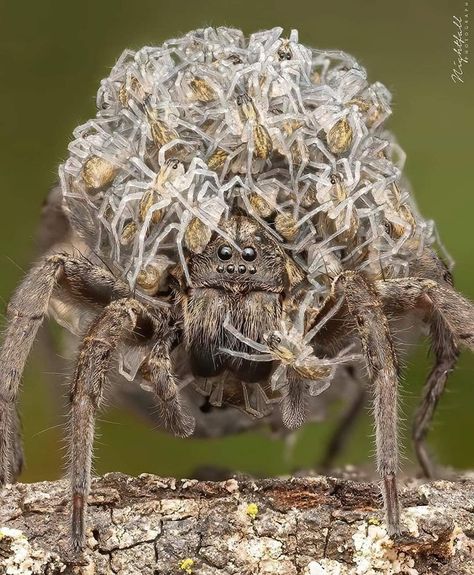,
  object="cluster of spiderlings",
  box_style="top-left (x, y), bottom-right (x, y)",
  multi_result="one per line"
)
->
top-left (60, 26), bottom-right (439, 303)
